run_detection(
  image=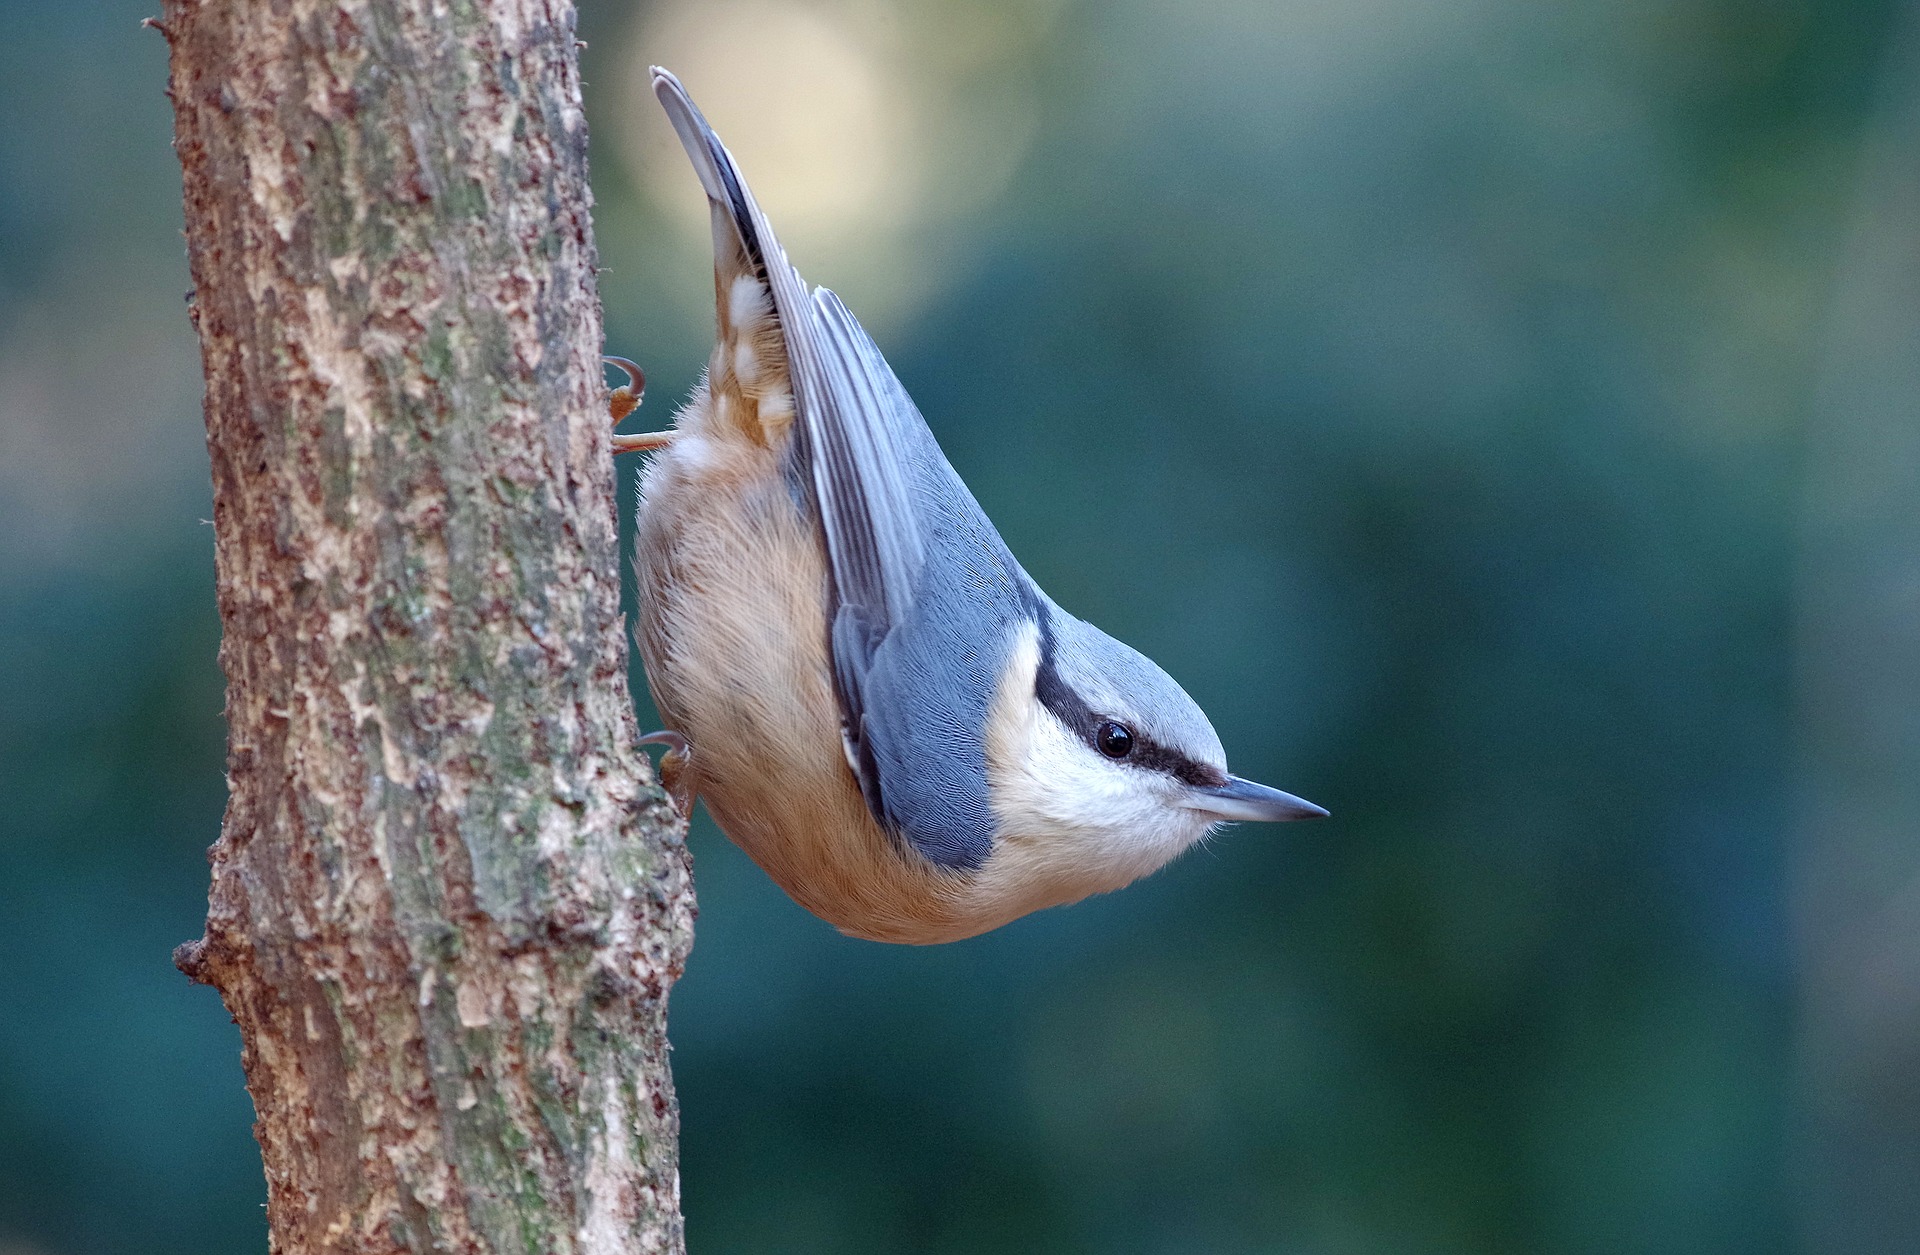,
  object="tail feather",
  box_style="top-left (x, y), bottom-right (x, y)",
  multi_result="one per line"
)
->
top-left (651, 71), bottom-right (933, 829)
top-left (651, 67), bottom-right (799, 445)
